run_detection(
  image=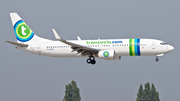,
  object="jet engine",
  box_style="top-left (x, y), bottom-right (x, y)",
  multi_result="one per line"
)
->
top-left (98, 50), bottom-right (121, 60)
